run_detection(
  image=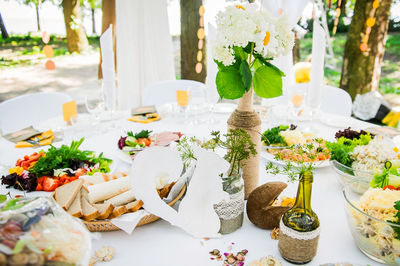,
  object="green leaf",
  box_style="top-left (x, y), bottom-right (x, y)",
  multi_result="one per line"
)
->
top-left (252, 59), bottom-right (263, 71)
top-left (395, 201), bottom-right (400, 211)
top-left (265, 61), bottom-right (285, 77)
top-left (233, 46), bottom-right (247, 61)
top-left (216, 70), bottom-right (246, 100)
top-left (253, 53), bottom-right (285, 77)
top-left (0, 195), bottom-right (7, 203)
top-left (253, 65), bottom-right (283, 98)
top-left (239, 61), bottom-right (252, 92)
top-left (243, 42), bottom-right (254, 54)
top-left (12, 240), bottom-right (25, 254)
